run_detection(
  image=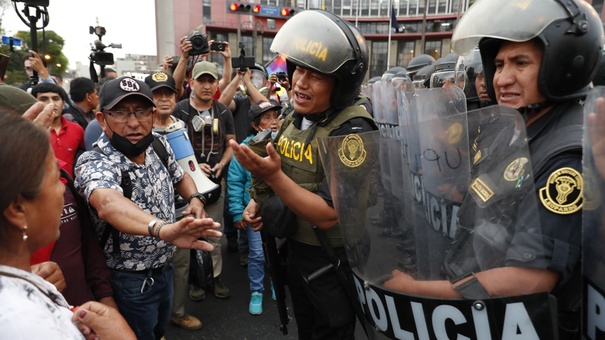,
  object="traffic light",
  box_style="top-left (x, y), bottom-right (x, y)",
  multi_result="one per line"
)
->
top-left (252, 4), bottom-right (262, 14)
top-left (230, 2), bottom-right (251, 12)
top-left (280, 7), bottom-right (296, 17)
